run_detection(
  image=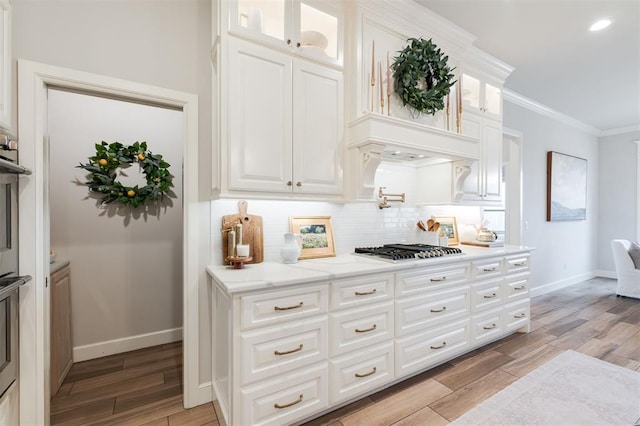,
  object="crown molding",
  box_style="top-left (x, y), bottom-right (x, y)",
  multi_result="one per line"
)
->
top-left (600, 125), bottom-right (640, 137)
top-left (503, 89), bottom-right (601, 137)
